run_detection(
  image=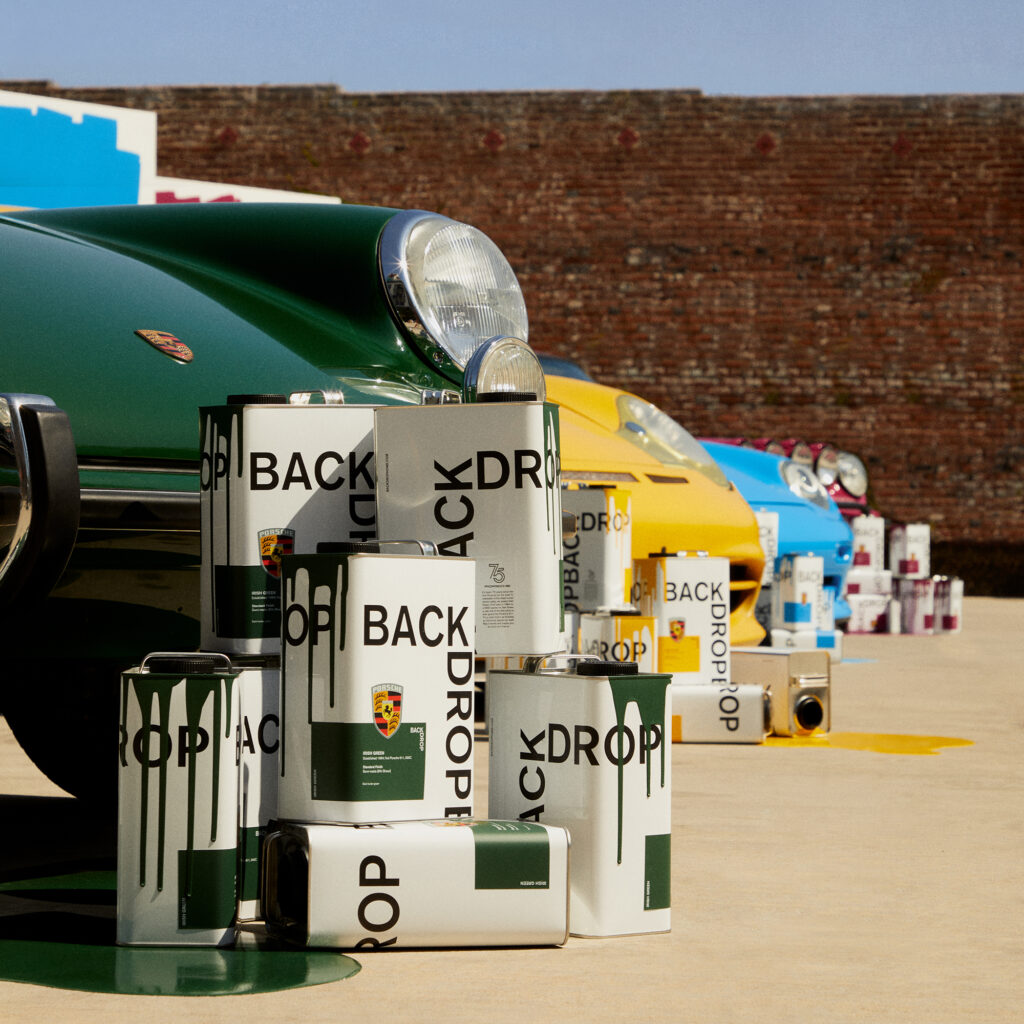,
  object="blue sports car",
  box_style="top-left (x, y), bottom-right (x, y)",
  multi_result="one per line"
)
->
top-left (700, 441), bottom-right (853, 620)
